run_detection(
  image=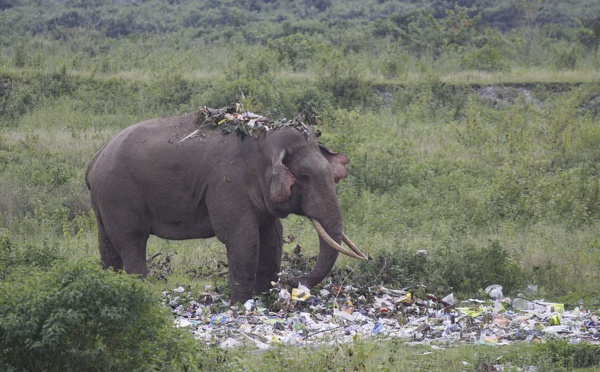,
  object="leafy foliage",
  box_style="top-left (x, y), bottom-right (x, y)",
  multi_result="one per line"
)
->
top-left (0, 231), bottom-right (62, 280)
top-left (536, 340), bottom-right (600, 369)
top-left (0, 260), bottom-right (202, 371)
